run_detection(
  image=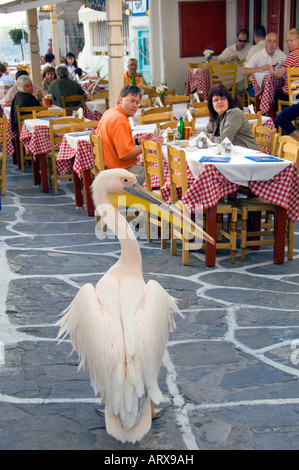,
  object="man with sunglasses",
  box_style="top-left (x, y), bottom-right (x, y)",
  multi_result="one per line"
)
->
top-left (96, 85), bottom-right (163, 184)
top-left (218, 28), bottom-right (252, 63)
